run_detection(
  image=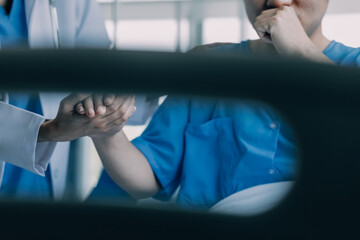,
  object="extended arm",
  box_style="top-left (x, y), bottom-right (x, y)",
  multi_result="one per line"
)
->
top-left (92, 131), bottom-right (160, 199)
top-left (90, 97), bottom-right (191, 200)
top-left (90, 97), bottom-right (190, 200)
